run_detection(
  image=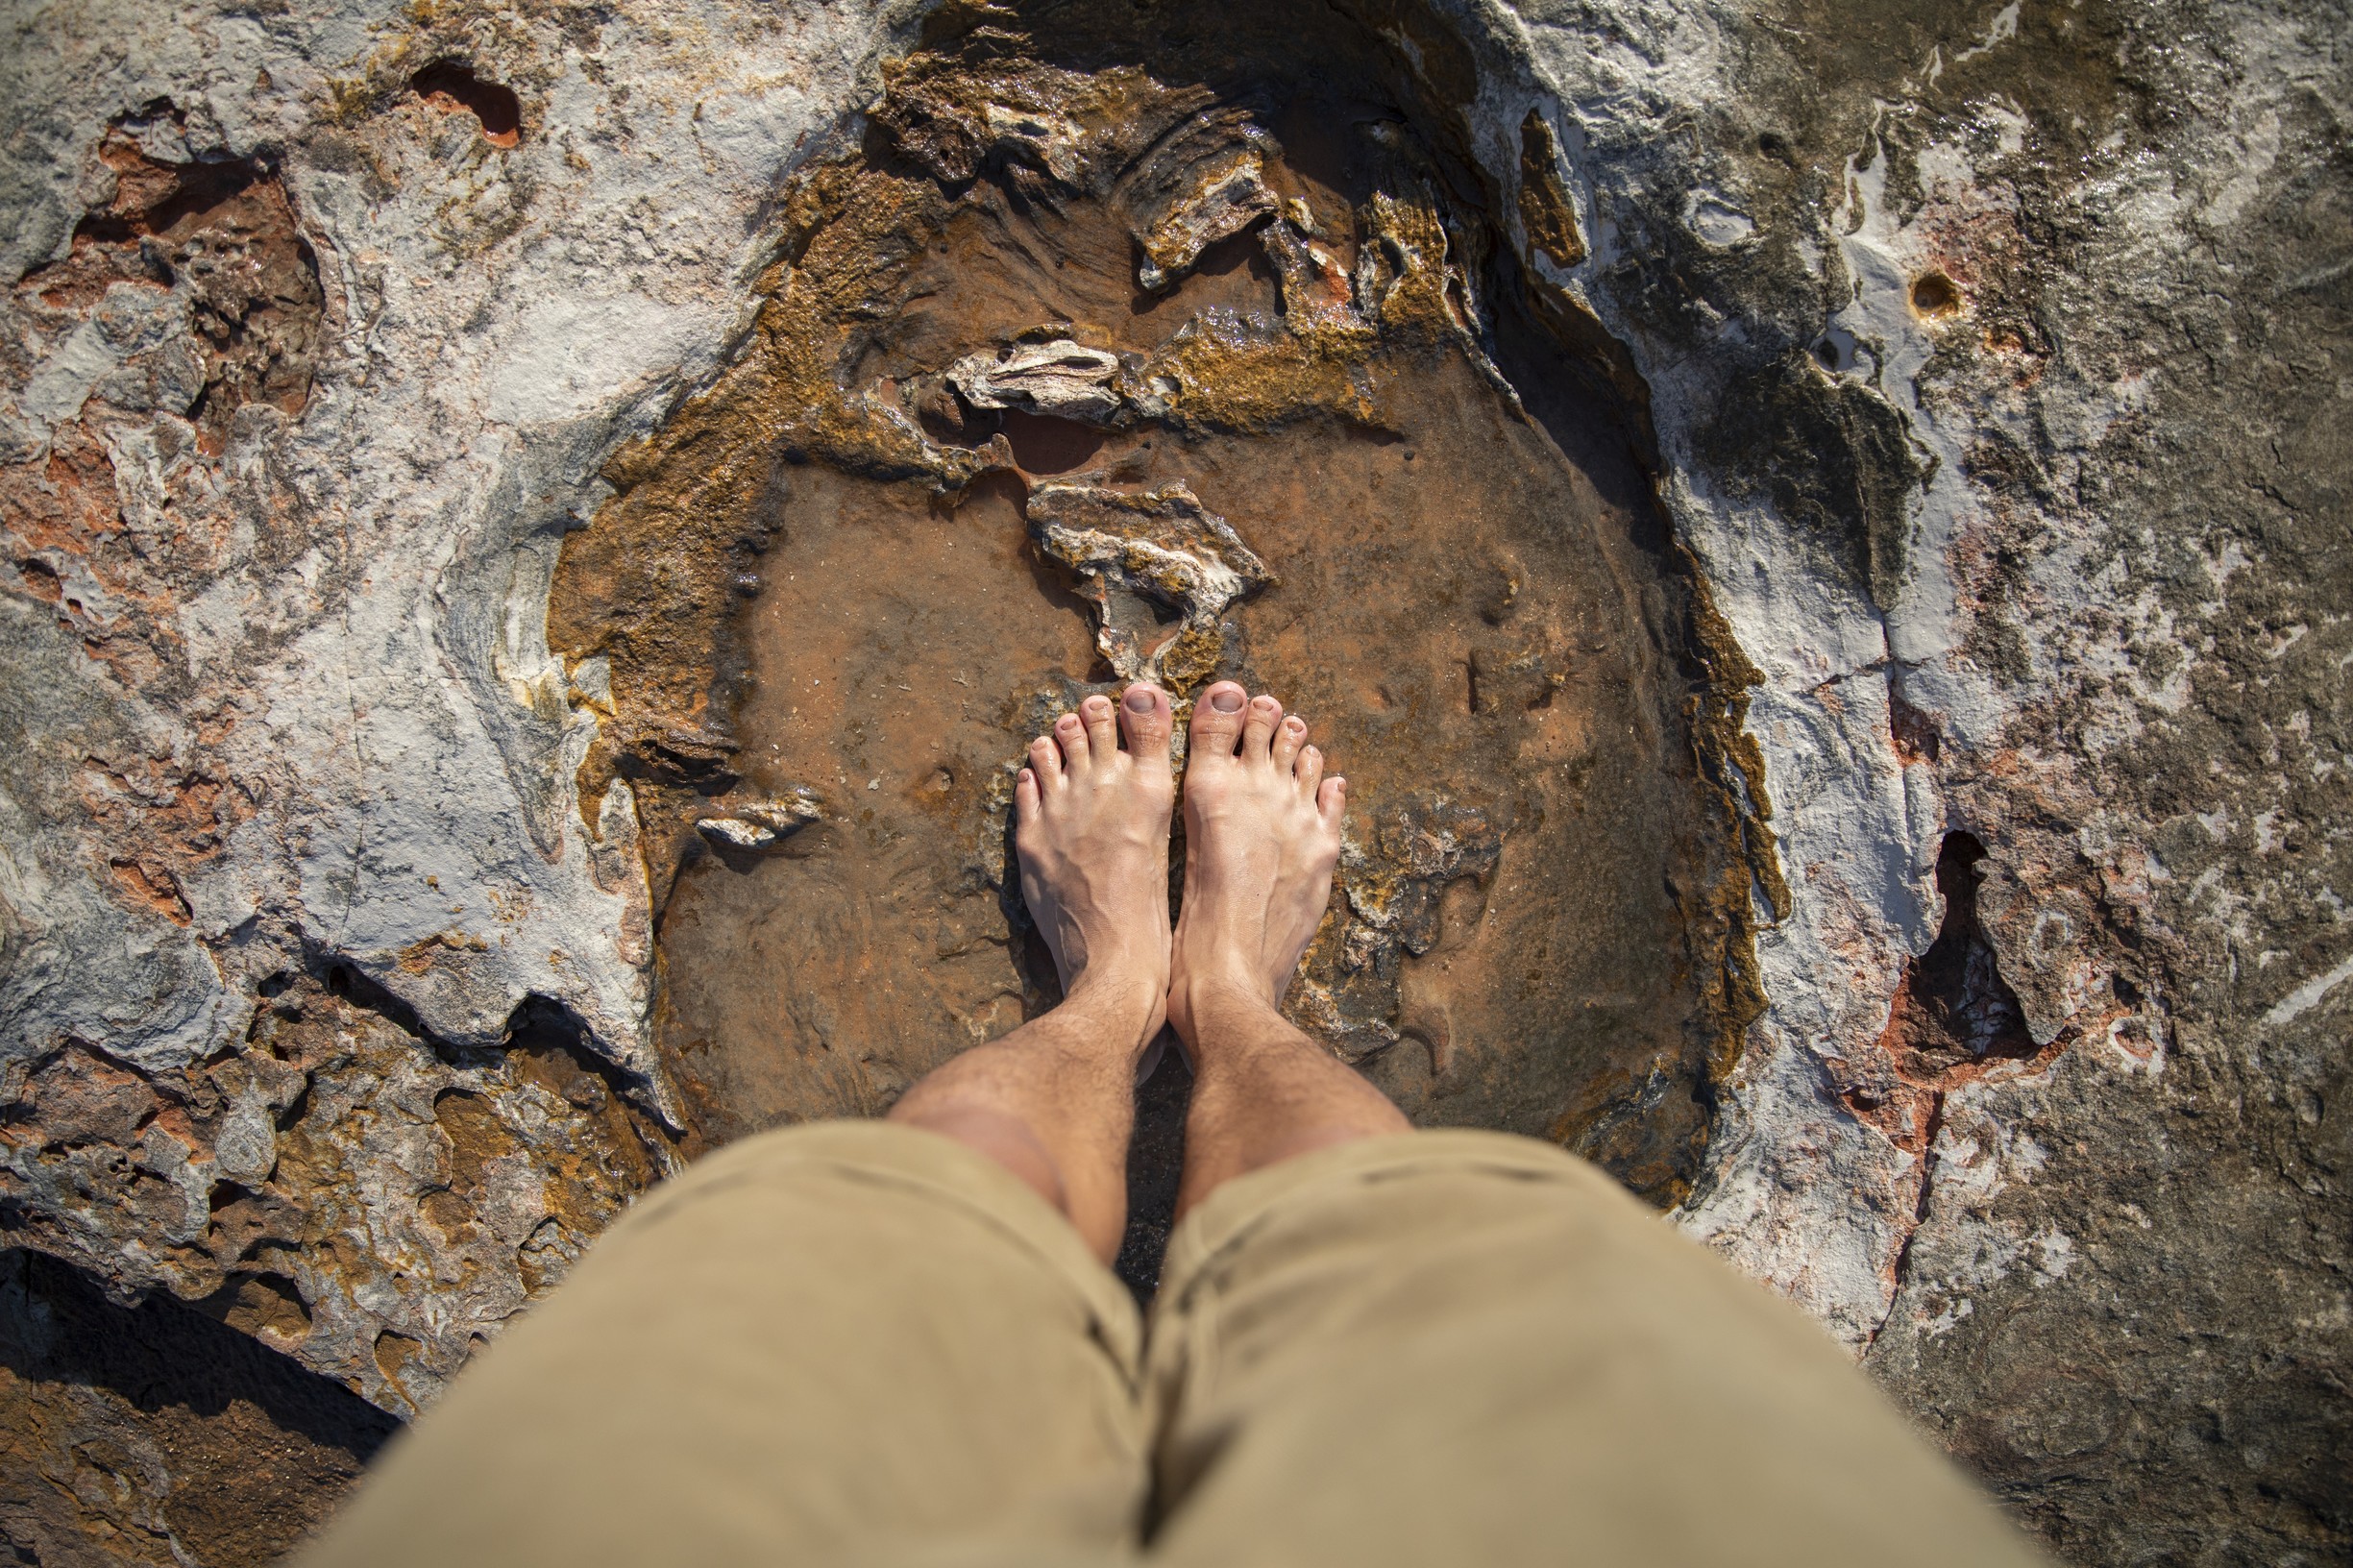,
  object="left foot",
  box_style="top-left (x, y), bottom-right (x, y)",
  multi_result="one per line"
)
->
top-left (1014, 684), bottom-right (1178, 1044)
top-left (1166, 683), bottom-right (1346, 1047)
